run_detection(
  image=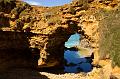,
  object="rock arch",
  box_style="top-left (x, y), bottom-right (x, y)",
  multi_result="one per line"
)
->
top-left (36, 20), bottom-right (95, 68)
